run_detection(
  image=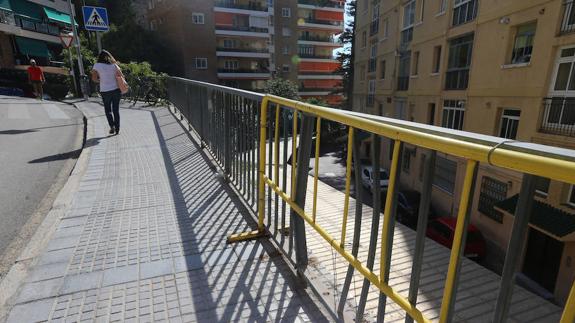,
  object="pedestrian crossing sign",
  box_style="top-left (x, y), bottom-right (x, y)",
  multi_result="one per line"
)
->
top-left (82, 6), bottom-right (109, 32)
